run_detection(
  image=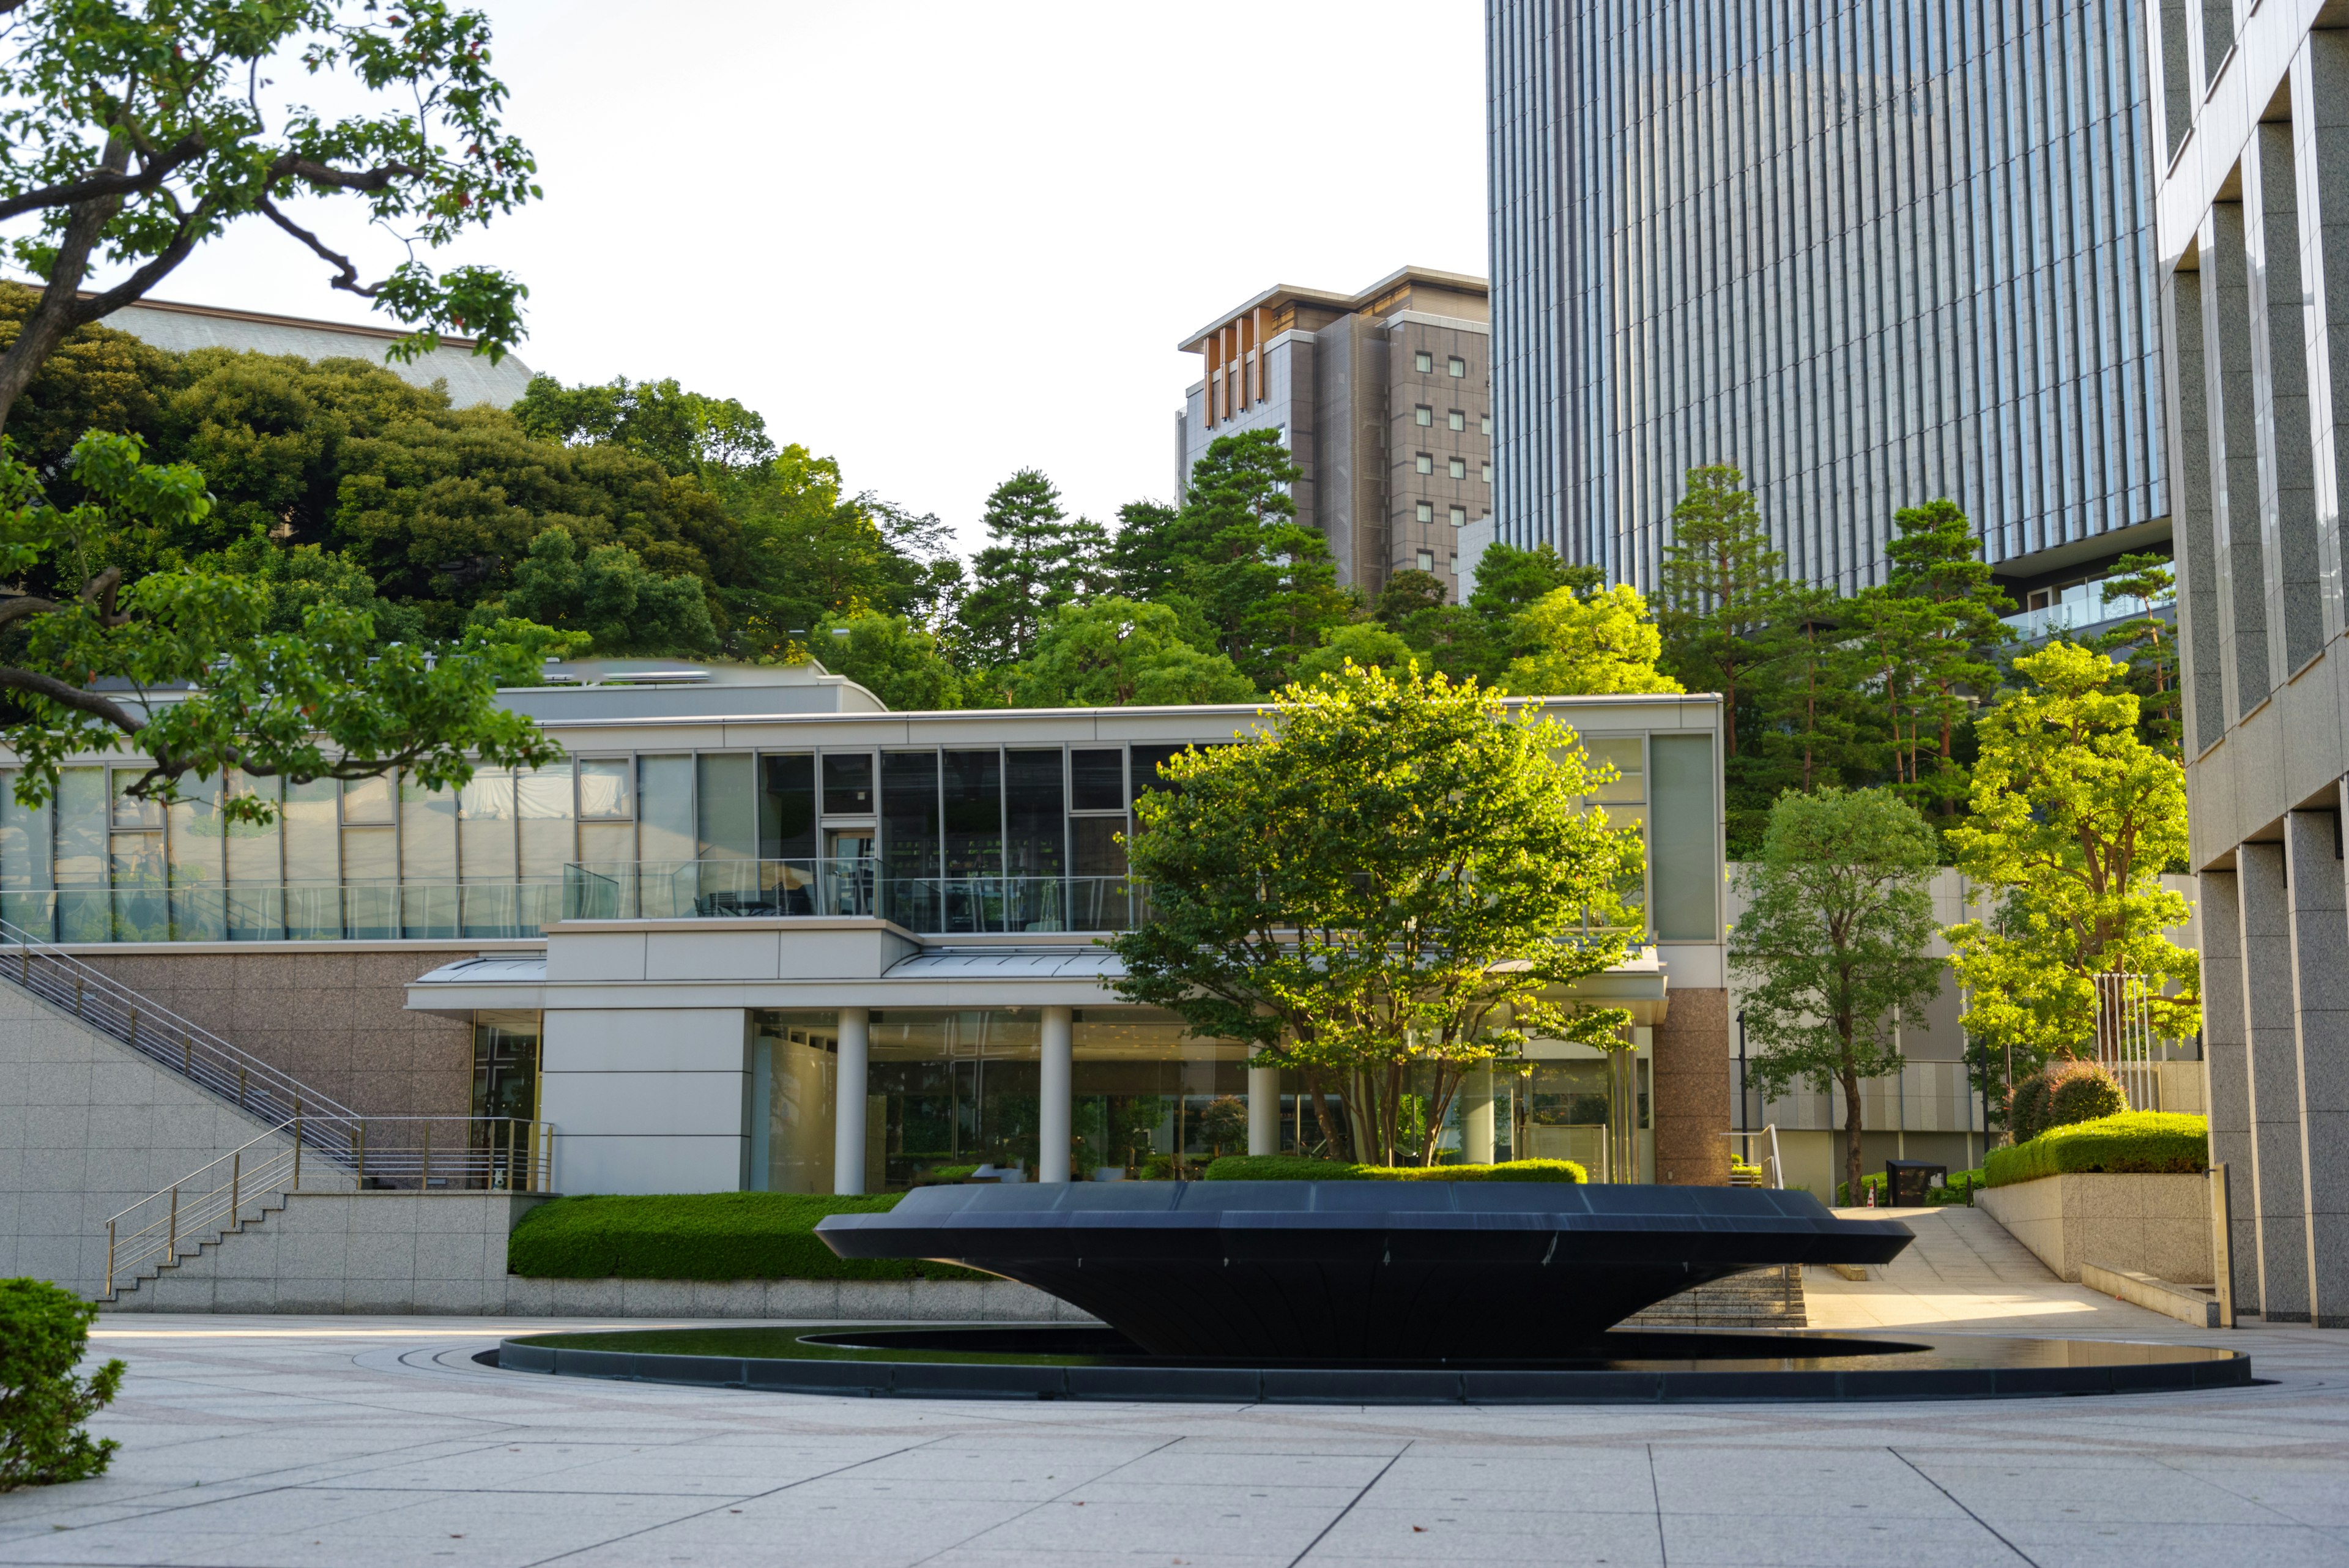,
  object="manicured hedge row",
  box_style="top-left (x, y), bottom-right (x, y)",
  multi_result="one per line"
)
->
top-left (1983, 1112), bottom-right (2209, 1188)
top-left (505, 1192), bottom-right (991, 1282)
top-left (1202, 1156), bottom-right (1588, 1183)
